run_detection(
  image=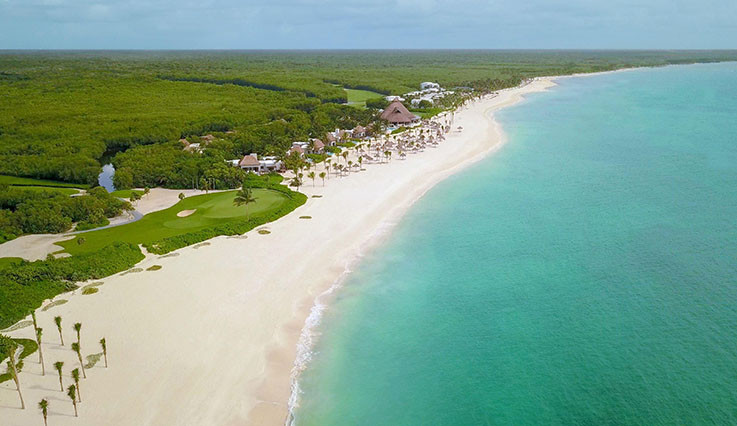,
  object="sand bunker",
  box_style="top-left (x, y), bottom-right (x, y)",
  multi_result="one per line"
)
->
top-left (177, 209), bottom-right (196, 217)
